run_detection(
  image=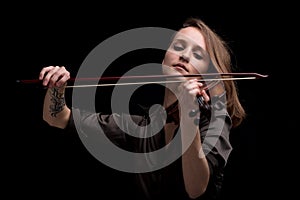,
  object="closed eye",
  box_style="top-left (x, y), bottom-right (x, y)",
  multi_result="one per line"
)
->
top-left (193, 53), bottom-right (203, 60)
top-left (173, 44), bottom-right (184, 51)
